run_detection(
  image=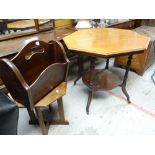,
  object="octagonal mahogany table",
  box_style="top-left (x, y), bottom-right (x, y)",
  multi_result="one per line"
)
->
top-left (63, 28), bottom-right (150, 114)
